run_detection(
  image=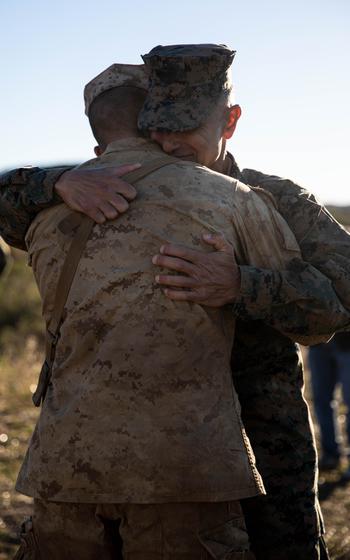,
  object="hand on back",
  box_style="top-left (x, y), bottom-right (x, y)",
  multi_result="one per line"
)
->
top-left (55, 163), bottom-right (140, 223)
top-left (152, 233), bottom-right (241, 307)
